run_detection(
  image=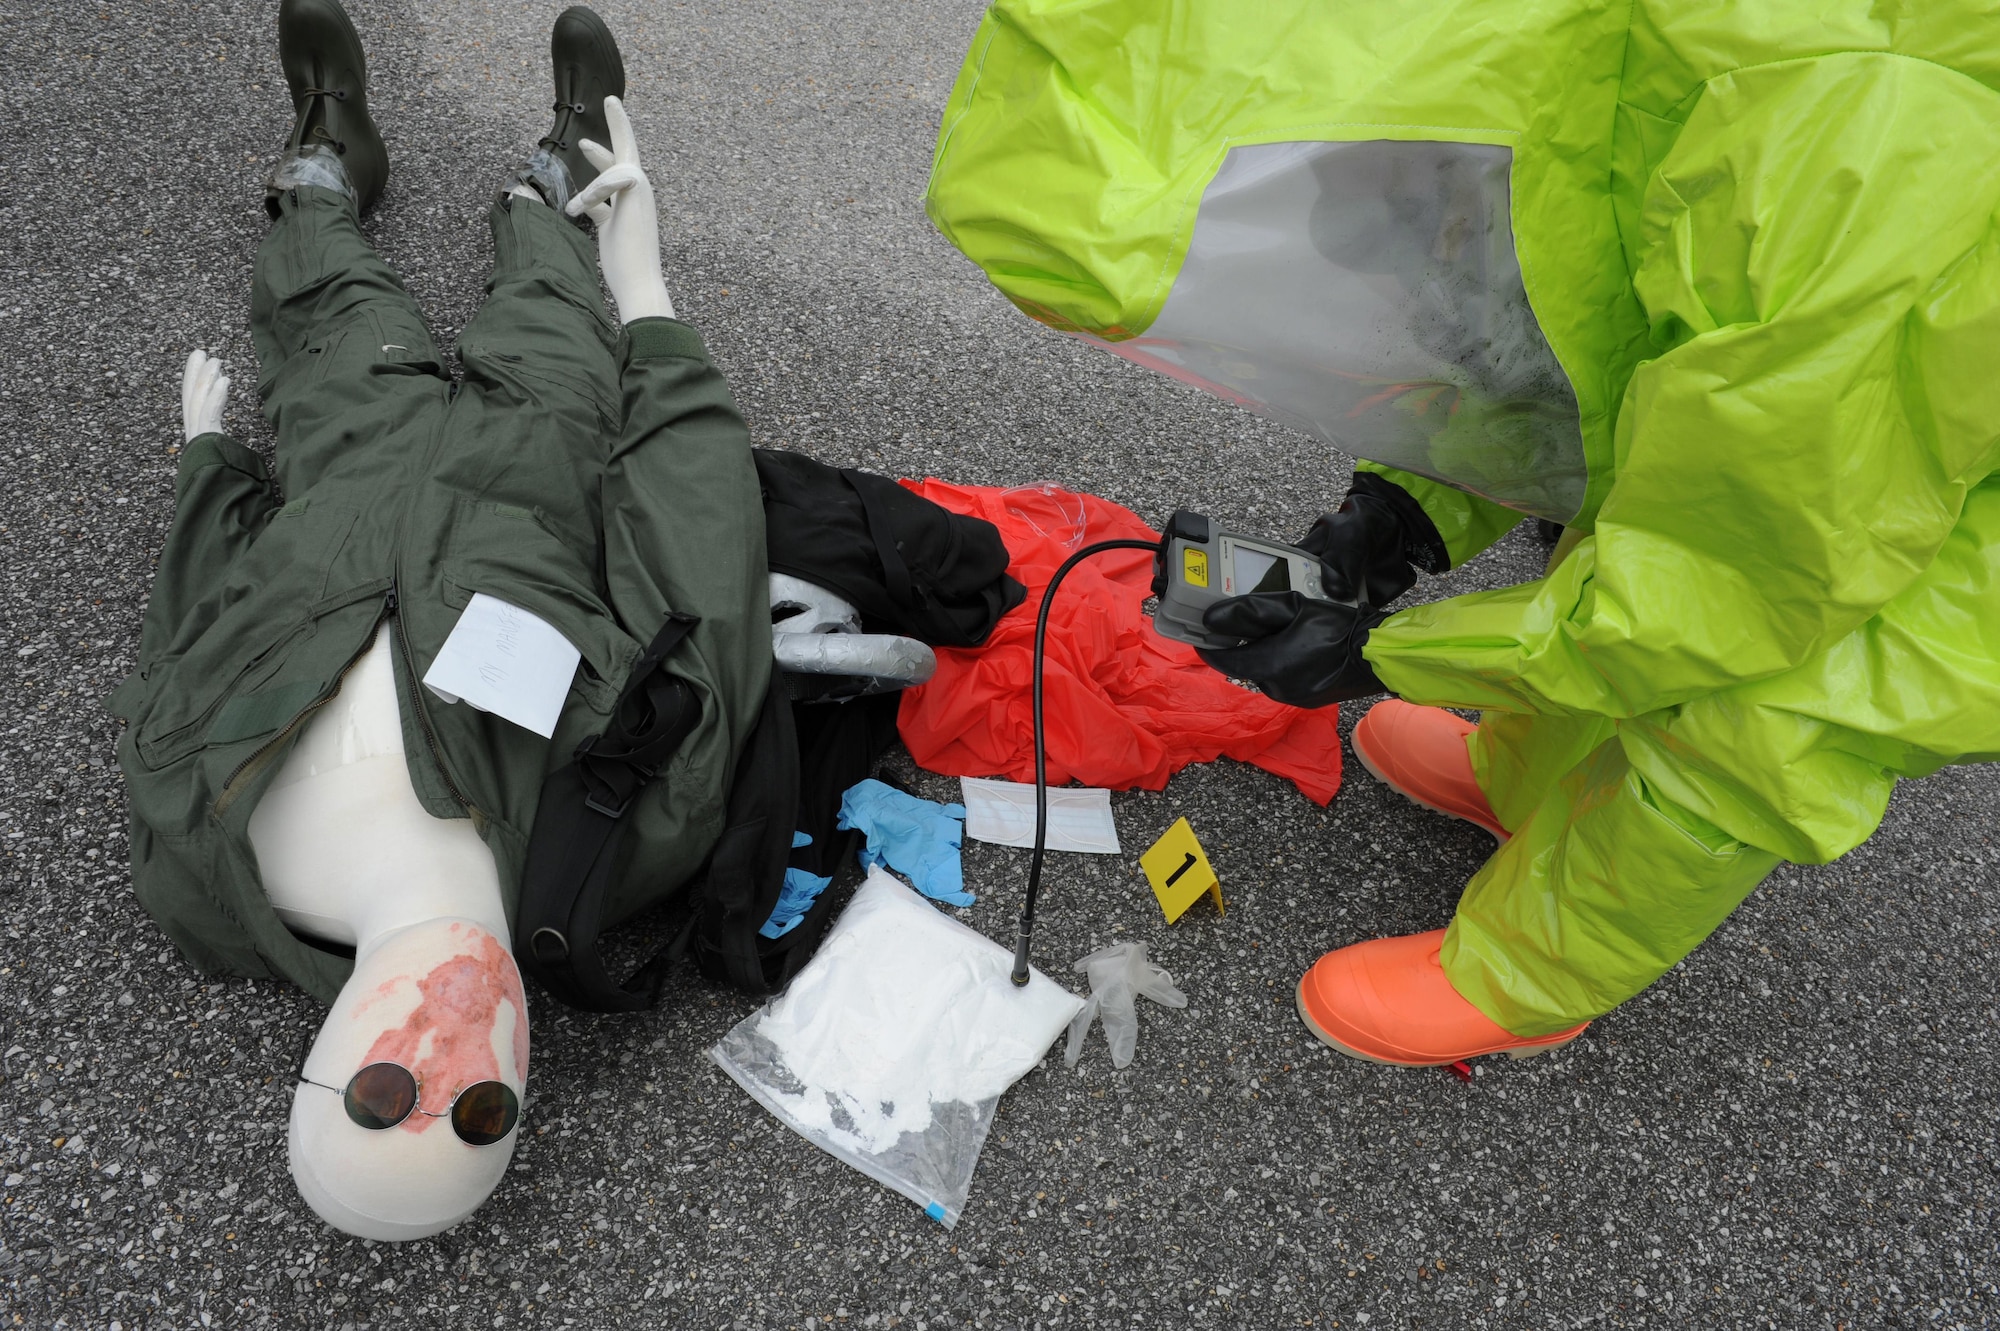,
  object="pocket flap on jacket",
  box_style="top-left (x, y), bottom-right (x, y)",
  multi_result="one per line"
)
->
top-left (207, 681), bottom-right (323, 746)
